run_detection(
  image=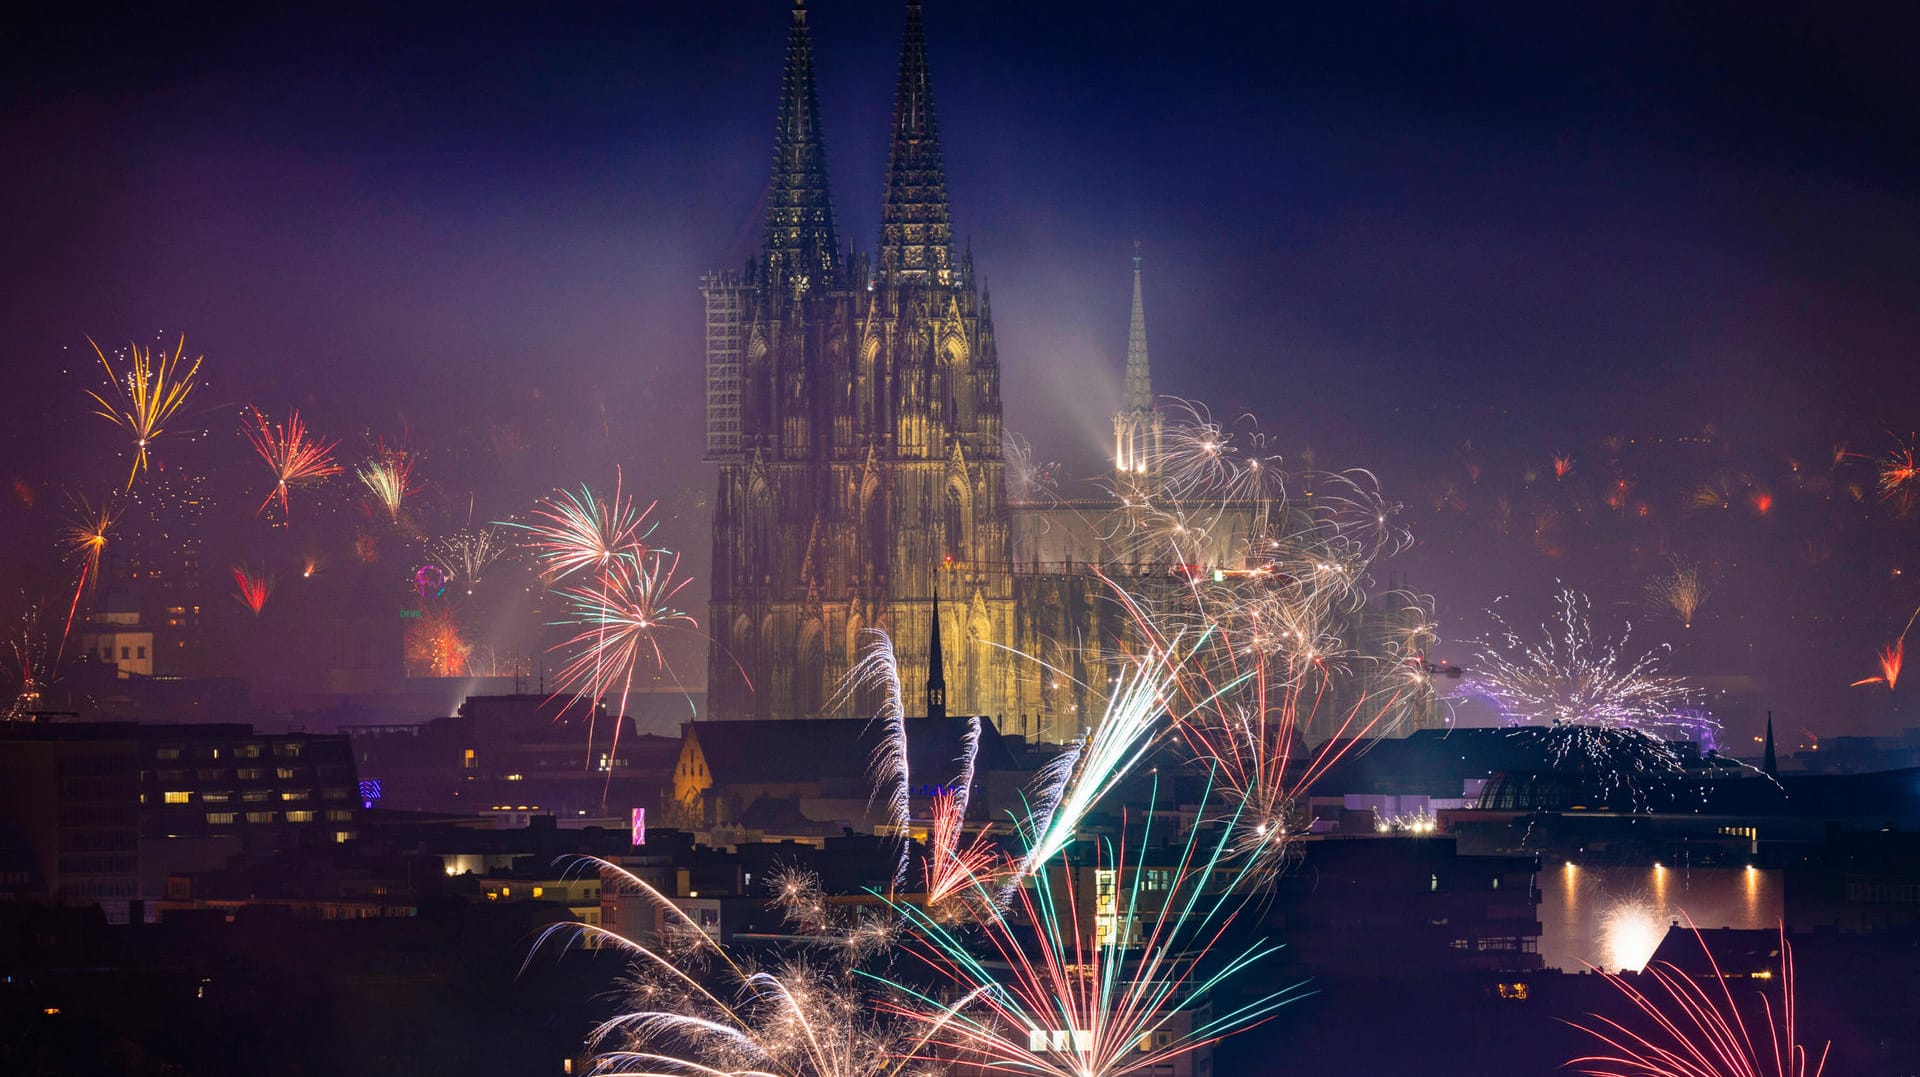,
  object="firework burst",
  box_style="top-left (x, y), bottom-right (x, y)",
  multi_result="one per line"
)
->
top-left (405, 605), bottom-right (471, 677)
top-left (877, 786), bottom-right (1304, 1077)
top-left (242, 406), bottom-right (341, 517)
top-left (431, 526), bottom-right (509, 594)
top-left (1004, 430), bottom-right (1060, 503)
top-left (1568, 922), bottom-right (1829, 1077)
top-left (5, 600), bottom-right (55, 720)
top-left (230, 565), bottom-right (273, 616)
top-left (1878, 437), bottom-right (1919, 515)
top-left (835, 628), bottom-right (911, 841)
top-left (356, 443), bottom-right (418, 523)
top-left (509, 473), bottom-right (656, 581)
top-left (1466, 590), bottom-right (1711, 803)
top-left (86, 335), bottom-right (203, 491)
top-left (56, 492), bottom-right (122, 660)
top-left (552, 547), bottom-right (697, 797)
top-left (1850, 606), bottom-right (1918, 690)
top-left (1646, 558), bottom-right (1709, 630)
top-left (531, 860), bottom-right (927, 1077)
